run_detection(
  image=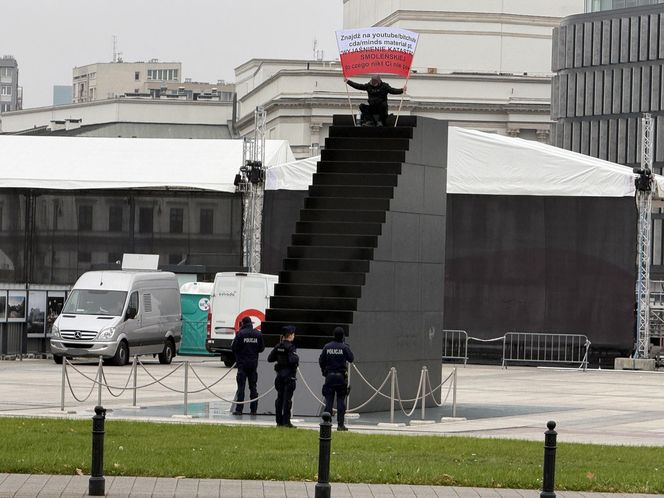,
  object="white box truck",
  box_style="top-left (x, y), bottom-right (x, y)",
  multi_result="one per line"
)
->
top-left (206, 272), bottom-right (277, 367)
top-left (50, 270), bottom-right (182, 366)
